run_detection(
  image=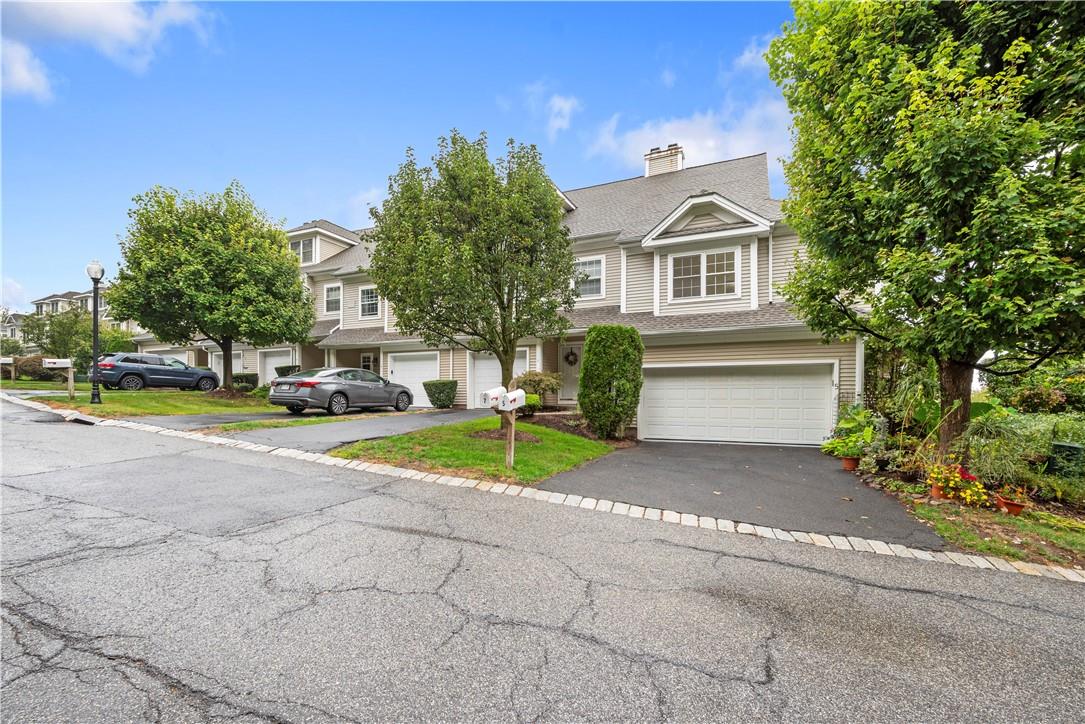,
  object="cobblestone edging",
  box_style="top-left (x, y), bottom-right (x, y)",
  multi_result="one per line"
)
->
top-left (4, 392), bottom-right (1083, 584)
